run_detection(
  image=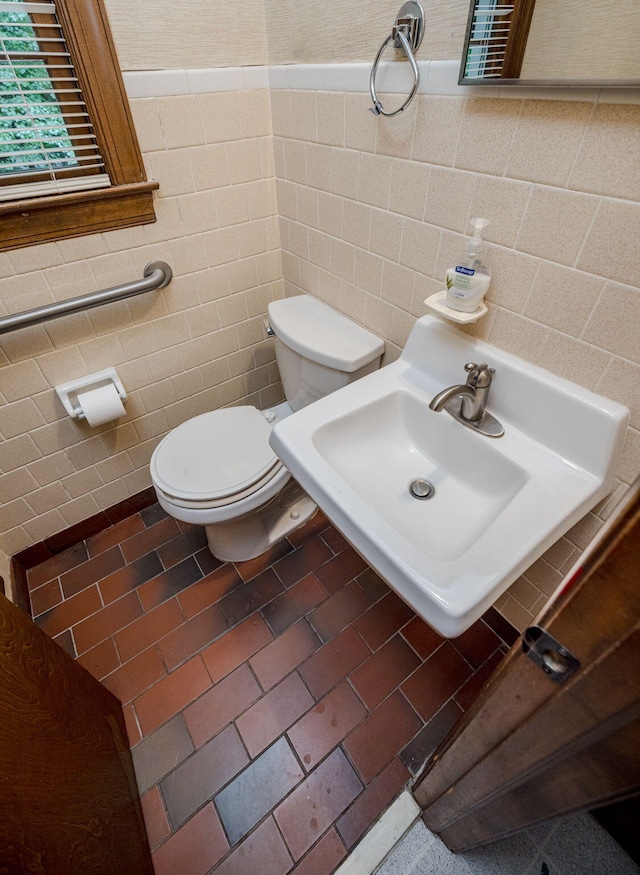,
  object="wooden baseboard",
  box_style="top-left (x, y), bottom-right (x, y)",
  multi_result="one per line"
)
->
top-left (11, 487), bottom-right (157, 617)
